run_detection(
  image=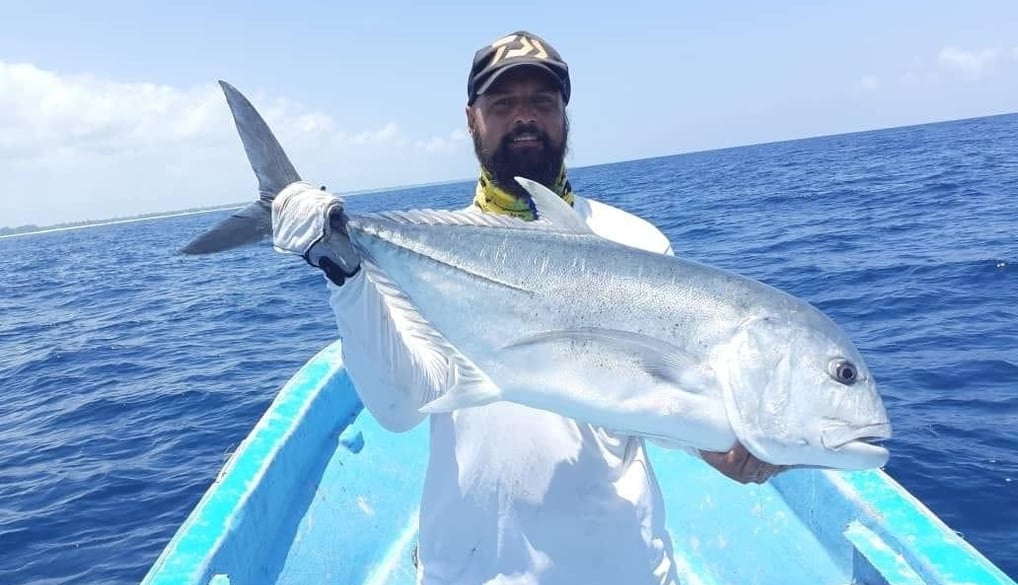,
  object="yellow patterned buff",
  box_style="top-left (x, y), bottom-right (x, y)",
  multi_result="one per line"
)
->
top-left (472, 167), bottom-right (574, 220)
